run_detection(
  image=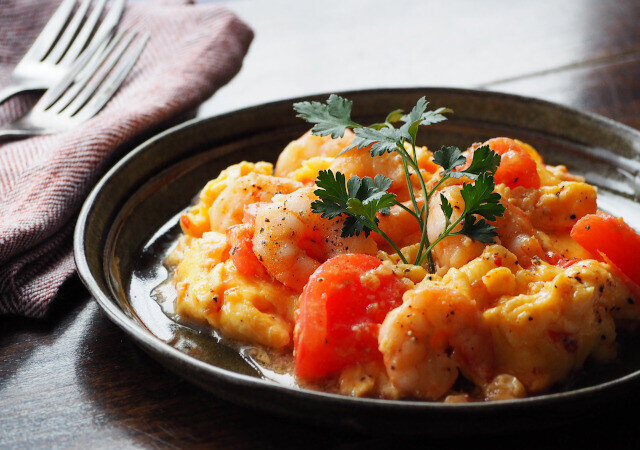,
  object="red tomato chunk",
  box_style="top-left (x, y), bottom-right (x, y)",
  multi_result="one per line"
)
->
top-left (294, 254), bottom-right (407, 381)
top-left (571, 212), bottom-right (640, 287)
top-left (467, 137), bottom-right (541, 189)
